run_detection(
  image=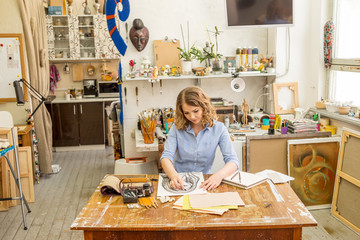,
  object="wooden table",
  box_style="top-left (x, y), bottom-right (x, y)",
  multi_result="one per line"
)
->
top-left (71, 174), bottom-right (317, 240)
